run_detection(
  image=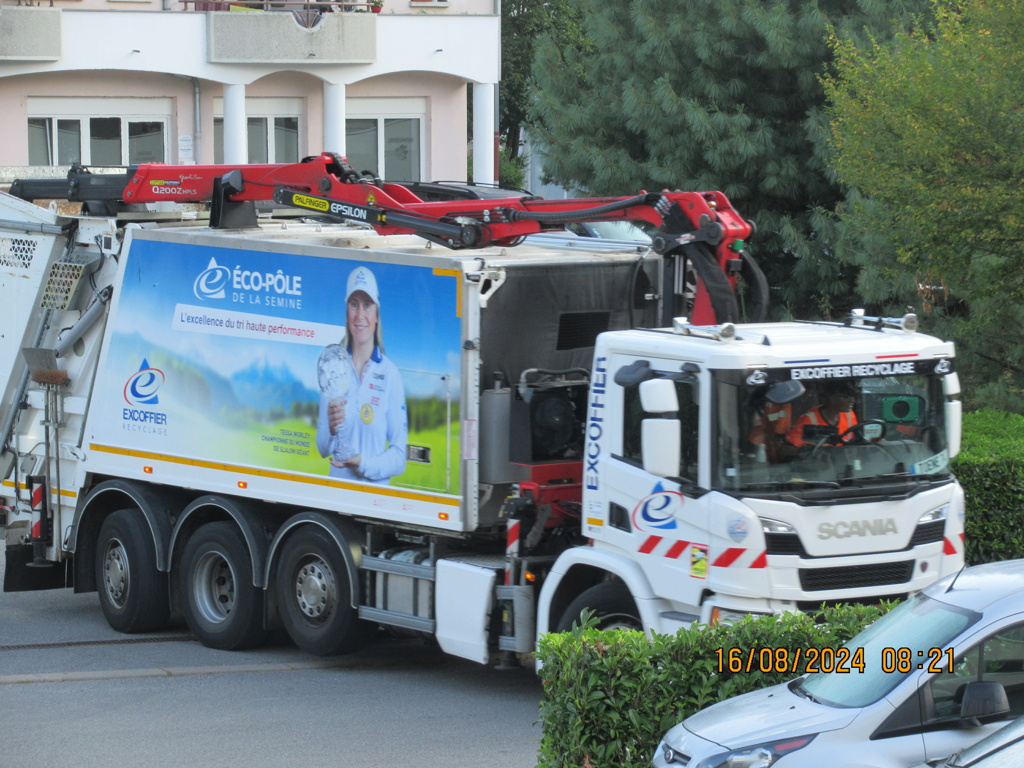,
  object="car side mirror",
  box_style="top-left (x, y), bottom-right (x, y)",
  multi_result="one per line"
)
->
top-left (959, 681), bottom-right (1010, 726)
